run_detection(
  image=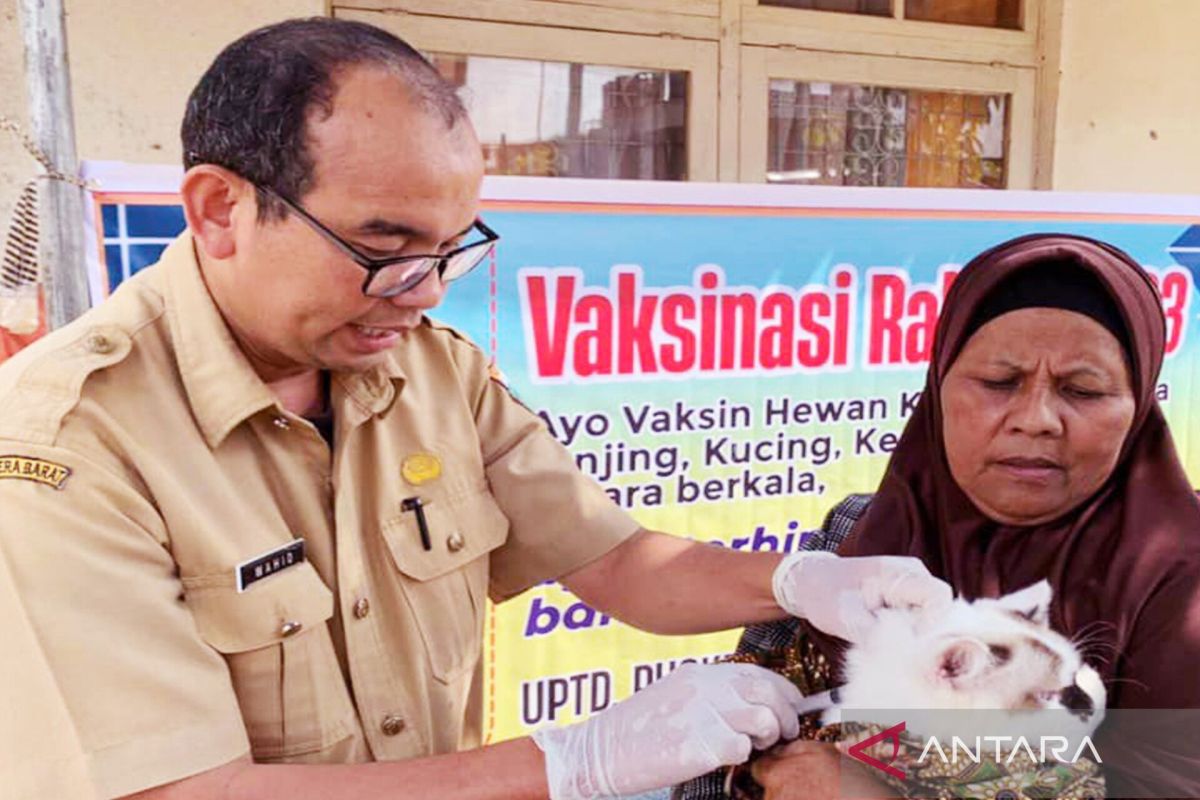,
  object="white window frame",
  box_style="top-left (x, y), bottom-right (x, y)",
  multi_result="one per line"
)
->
top-left (739, 46), bottom-right (1036, 187)
top-left (337, 6), bottom-right (721, 181)
top-left (338, 0), bottom-right (1053, 187)
top-left (740, 0), bottom-right (1039, 67)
